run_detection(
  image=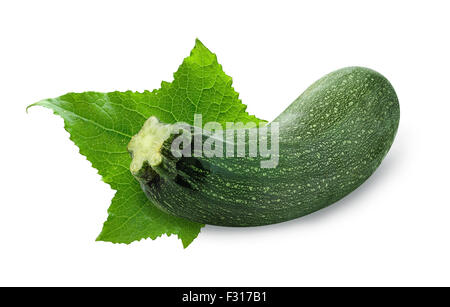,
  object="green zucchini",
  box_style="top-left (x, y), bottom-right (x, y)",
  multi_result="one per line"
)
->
top-left (128, 67), bottom-right (400, 226)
